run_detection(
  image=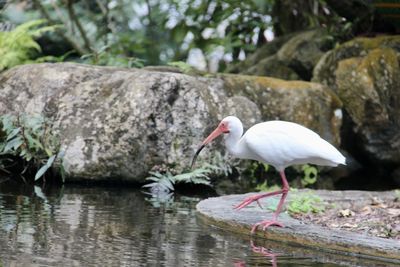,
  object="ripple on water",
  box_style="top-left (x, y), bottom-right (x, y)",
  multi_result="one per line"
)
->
top-left (0, 184), bottom-right (393, 267)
